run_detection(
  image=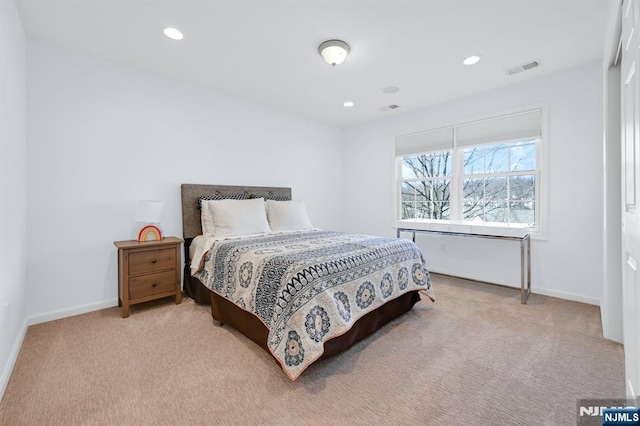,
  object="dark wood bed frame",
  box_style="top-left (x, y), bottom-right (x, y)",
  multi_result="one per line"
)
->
top-left (180, 183), bottom-right (421, 364)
